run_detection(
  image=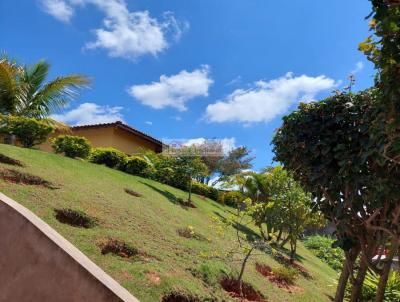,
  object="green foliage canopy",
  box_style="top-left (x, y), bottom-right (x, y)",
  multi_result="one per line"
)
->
top-left (272, 90), bottom-right (400, 265)
top-left (52, 135), bottom-right (92, 159)
top-left (0, 114), bottom-right (54, 147)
